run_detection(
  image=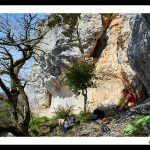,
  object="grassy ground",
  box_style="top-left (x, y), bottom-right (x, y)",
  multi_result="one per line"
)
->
top-left (28, 107), bottom-right (92, 136)
top-left (1, 104), bottom-right (149, 137)
top-left (29, 114), bottom-right (52, 136)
